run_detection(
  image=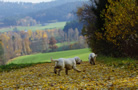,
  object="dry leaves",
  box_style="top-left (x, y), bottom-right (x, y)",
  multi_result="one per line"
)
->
top-left (0, 62), bottom-right (137, 89)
